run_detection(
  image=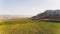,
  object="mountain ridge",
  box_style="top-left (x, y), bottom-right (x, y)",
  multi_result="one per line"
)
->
top-left (31, 9), bottom-right (60, 20)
